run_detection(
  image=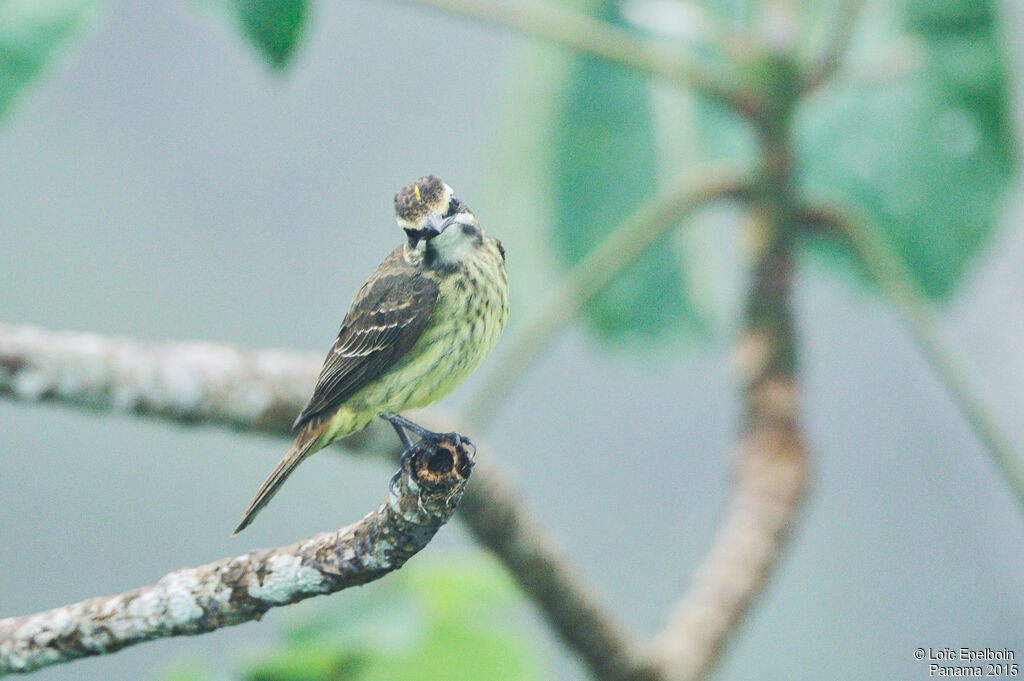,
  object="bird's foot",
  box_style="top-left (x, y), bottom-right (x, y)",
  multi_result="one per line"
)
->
top-left (380, 412), bottom-right (433, 440)
top-left (379, 412), bottom-right (475, 457)
top-left (380, 412), bottom-right (417, 449)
